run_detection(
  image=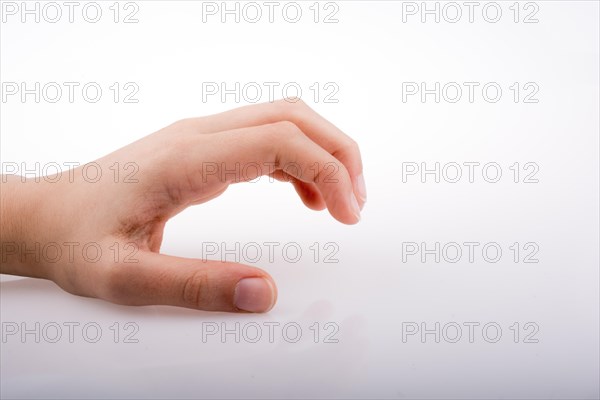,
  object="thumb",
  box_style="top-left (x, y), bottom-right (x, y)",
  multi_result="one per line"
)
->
top-left (100, 251), bottom-right (278, 313)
